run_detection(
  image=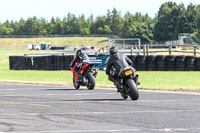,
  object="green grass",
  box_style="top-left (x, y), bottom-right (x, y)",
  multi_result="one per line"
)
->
top-left (0, 37), bottom-right (108, 50)
top-left (139, 71), bottom-right (200, 90)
